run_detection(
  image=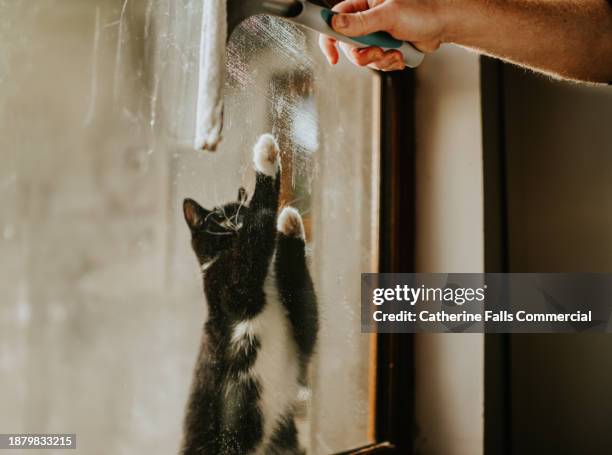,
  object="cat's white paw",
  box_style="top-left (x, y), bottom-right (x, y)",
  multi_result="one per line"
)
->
top-left (277, 207), bottom-right (305, 239)
top-left (253, 134), bottom-right (280, 177)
